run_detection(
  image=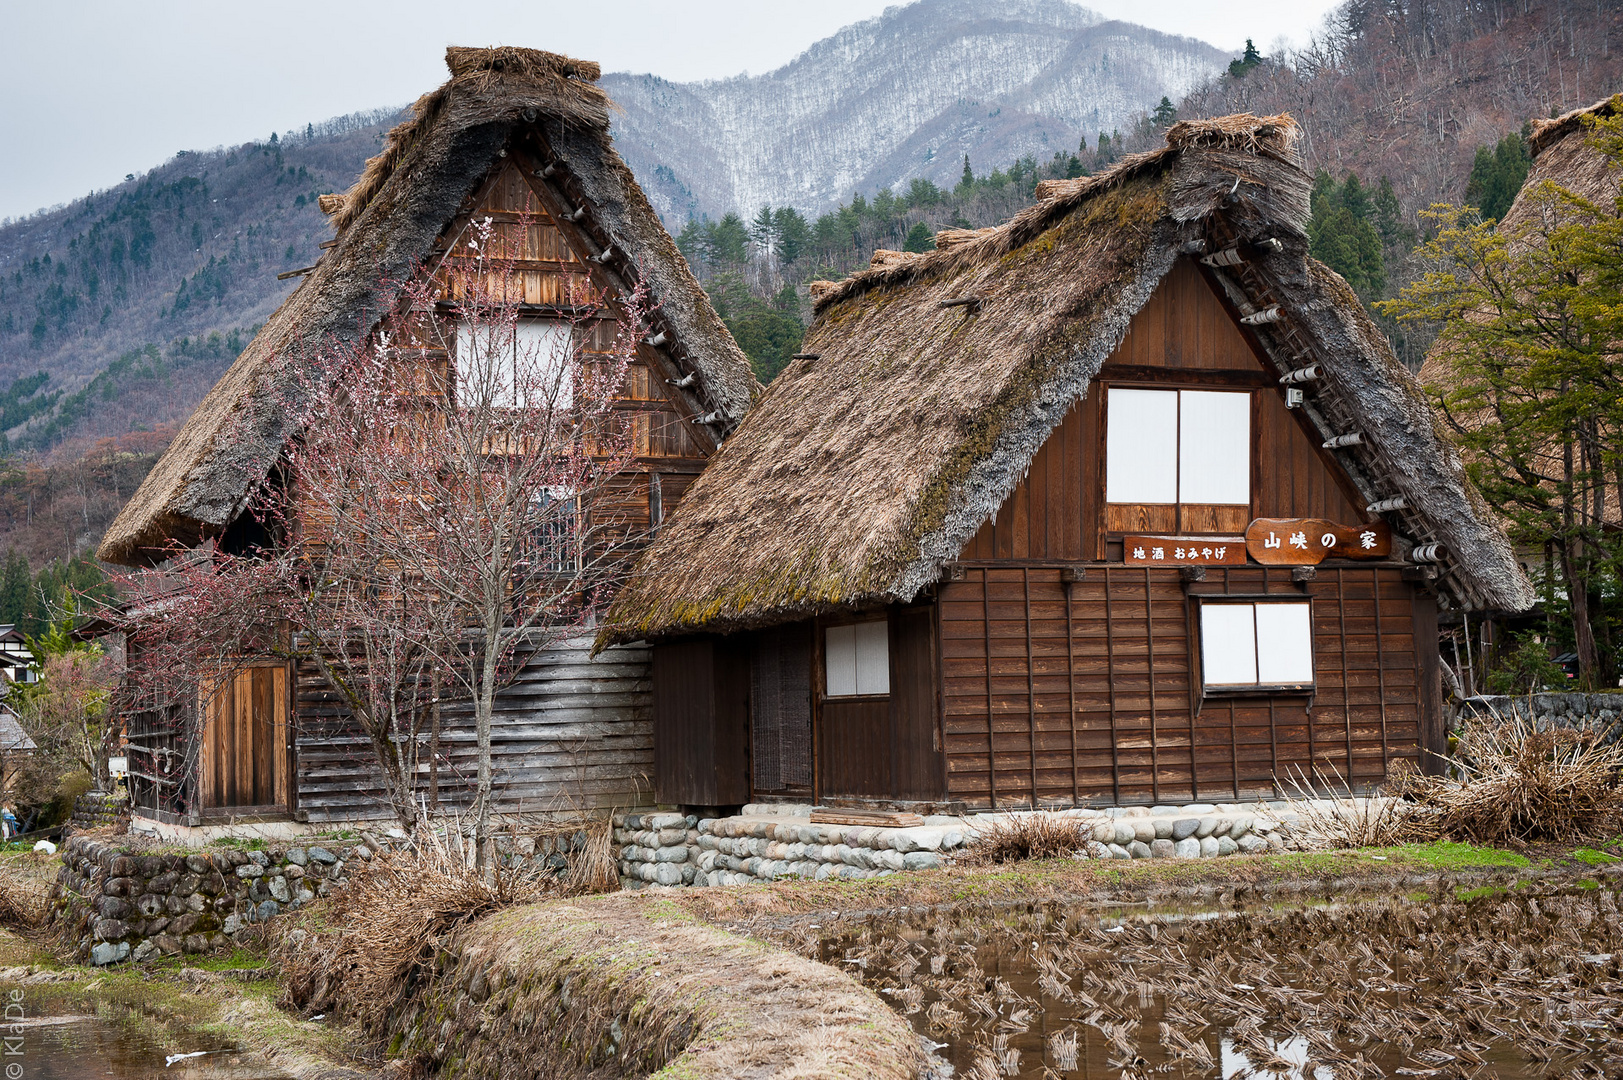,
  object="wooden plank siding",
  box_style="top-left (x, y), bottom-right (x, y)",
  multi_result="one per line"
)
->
top-left (938, 565), bottom-right (1422, 808)
top-left (292, 639), bottom-right (654, 823)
